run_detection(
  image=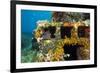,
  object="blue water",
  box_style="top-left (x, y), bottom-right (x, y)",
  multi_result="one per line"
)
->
top-left (21, 9), bottom-right (52, 33)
